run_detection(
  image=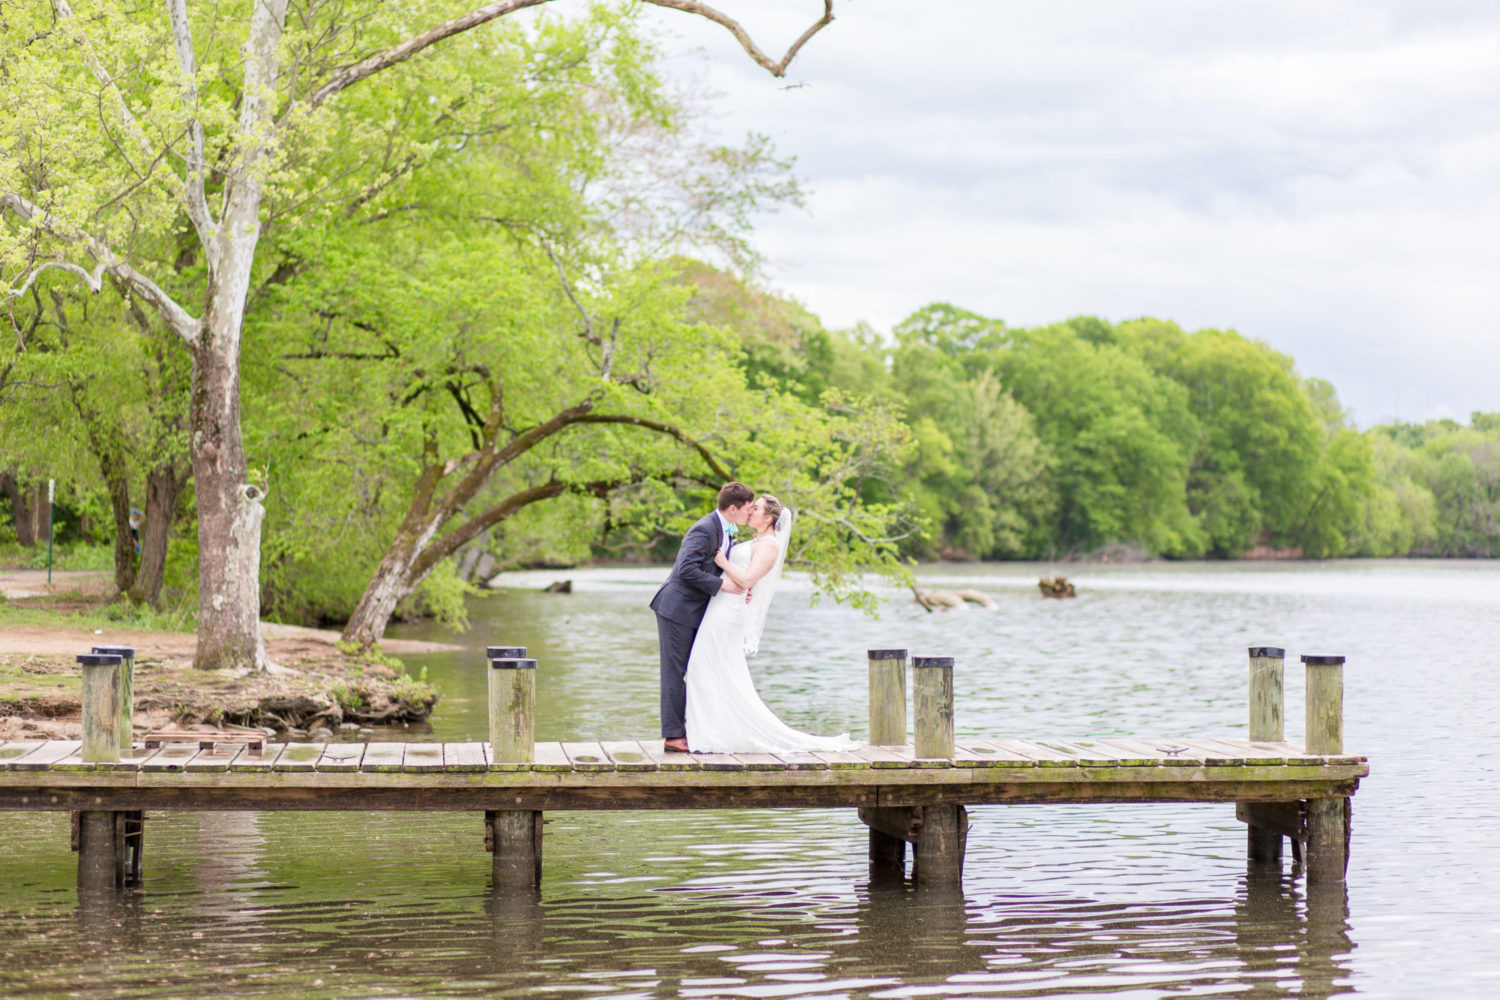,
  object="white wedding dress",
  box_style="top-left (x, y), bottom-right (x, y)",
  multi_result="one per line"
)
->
top-left (684, 539), bottom-right (855, 754)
